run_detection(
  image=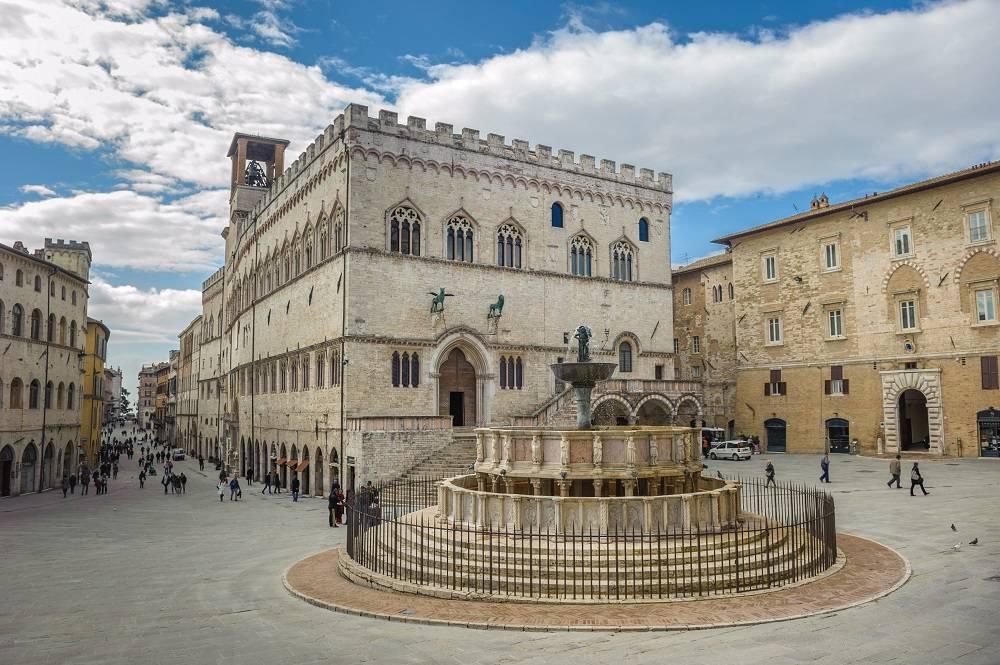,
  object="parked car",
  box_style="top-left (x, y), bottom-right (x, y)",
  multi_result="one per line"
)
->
top-left (709, 441), bottom-right (752, 461)
top-left (172, 448), bottom-right (186, 461)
